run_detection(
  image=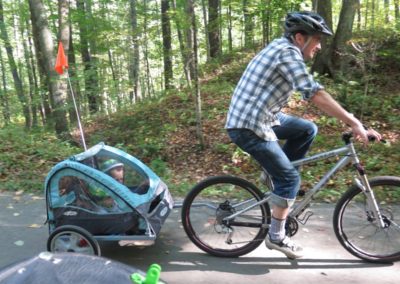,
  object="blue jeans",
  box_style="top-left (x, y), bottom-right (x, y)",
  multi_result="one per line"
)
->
top-left (227, 113), bottom-right (318, 208)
